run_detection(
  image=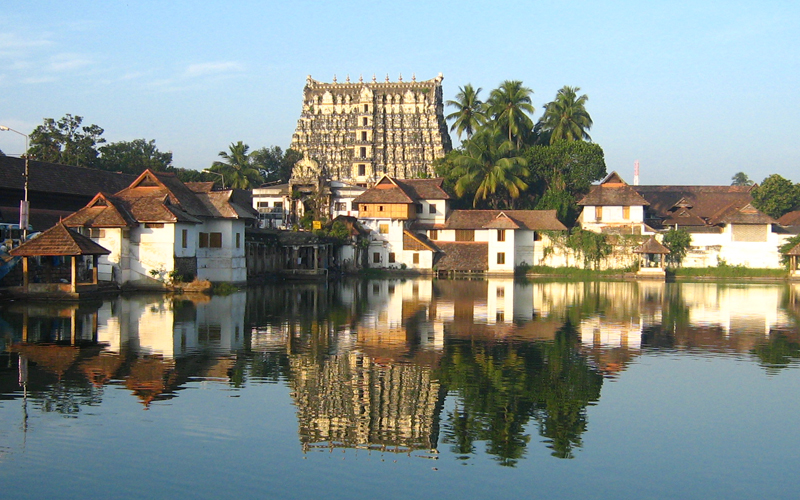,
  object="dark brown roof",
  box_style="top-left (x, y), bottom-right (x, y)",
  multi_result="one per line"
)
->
top-left (112, 170), bottom-right (213, 223)
top-left (444, 210), bottom-right (567, 231)
top-left (634, 185), bottom-right (754, 220)
top-left (435, 242), bottom-right (488, 271)
top-left (481, 212), bottom-right (520, 229)
top-left (786, 242), bottom-right (800, 256)
top-left (633, 236), bottom-right (670, 254)
top-left (578, 184), bottom-right (650, 207)
top-left (778, 210), bottom-right (800, 227)
top-left (62, 193), bottom-right (138, 228)
top-left (0, 156), bottom-right (136, 197)
top-left (200, 190), bottom-right (258, 219)
top-left (709, 203), bottom-right (775, 225)
top-left (10, 222), bottom-right (111, 256)
top-left (353, 176), bottom-right (450, 204)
